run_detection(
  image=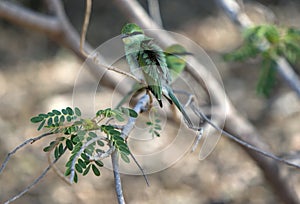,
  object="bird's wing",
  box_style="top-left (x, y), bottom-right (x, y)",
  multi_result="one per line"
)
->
top-left (138, 40), bottom-right (172, 107)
